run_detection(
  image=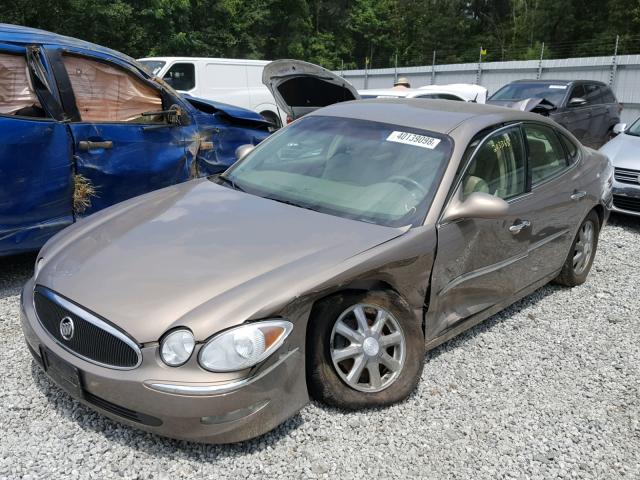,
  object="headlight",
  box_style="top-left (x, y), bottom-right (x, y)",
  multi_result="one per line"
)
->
top-left (199, 320), bottom-right (293, 372)
top-left (160, 329), bottom-right (195, 366)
